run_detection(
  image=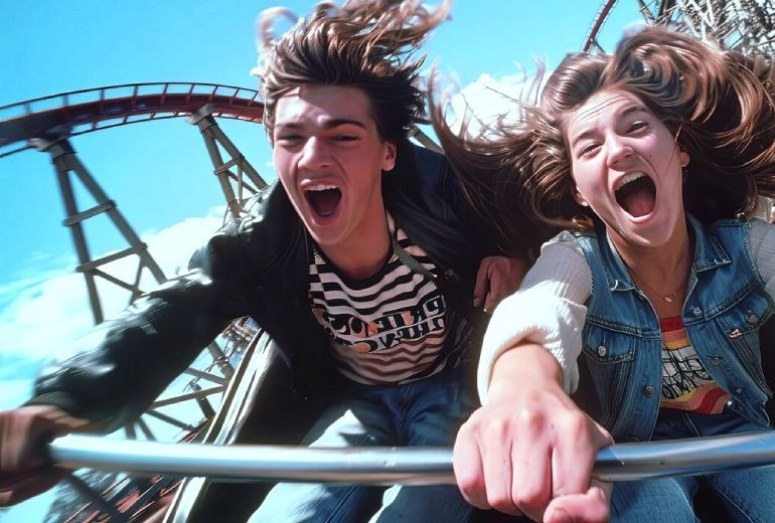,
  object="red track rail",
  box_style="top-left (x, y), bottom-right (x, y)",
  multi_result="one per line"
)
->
top-left (582, 0), bottom-right (620, 52)
top-left (0, 82), bottom-right (264, 157)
